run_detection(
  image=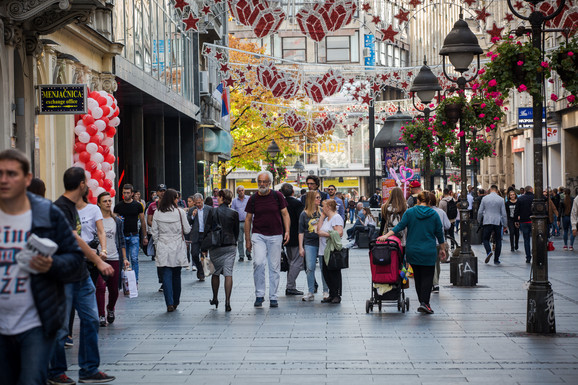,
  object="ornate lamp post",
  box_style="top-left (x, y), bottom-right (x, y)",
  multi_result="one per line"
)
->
top-left (294, 160), bottom-right (305, 188)
top-left (506, 0), bottom-right (565, 334)
top-left (266, 139), bottom-right (281, 183)
top-left (409, 58), bottom-right (442, 190)
top-left (439, 13), bottom-right (483, 287)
